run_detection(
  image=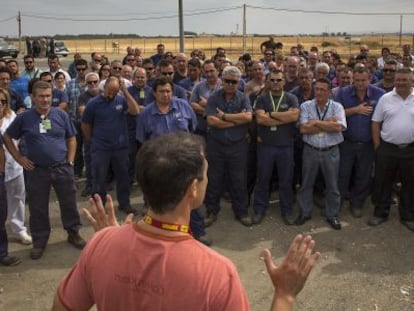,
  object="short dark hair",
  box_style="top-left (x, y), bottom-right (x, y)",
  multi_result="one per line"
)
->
top-left (152, 76), bottom-right (174, 93)
top-left (158, 59), bottom-right (173, 68)
top-left (39, 71), bottom-right (52, 79)
top-left (142, 58), bottom-right (154, 66)
top-left (24, 54), bottom-right (34, 61)
top-left (48, 54), bottom-right (59, 62)
top-left (203, 59), bottom-right (217, 70)
top-left (136, 132), bottom-right (205, 214)
top-left (75, 59), bottom-right (88, 67)
top-left (384, 59), bottom-right (398, 66)
top-left (353, 66), bottom-right (370, 75)
top-left (315, 77), bottom-right (331, 89)
top-left (188, 58), bottom-right (201, 68)
top-left (0, 67), bottom-right (11, 77)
